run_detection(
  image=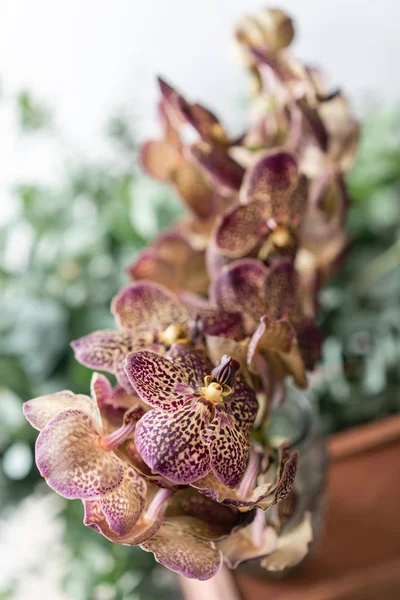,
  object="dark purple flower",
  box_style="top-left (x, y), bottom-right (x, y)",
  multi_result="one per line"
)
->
top-left (125, 344), bottom-right (258, 488)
